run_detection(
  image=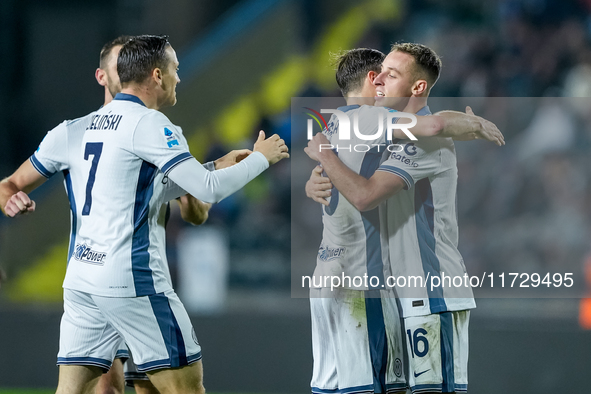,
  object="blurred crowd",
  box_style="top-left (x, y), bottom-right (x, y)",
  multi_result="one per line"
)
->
top-left (455, 98), bottom-right (591, 289)
top-left (289, 0), bottom-right (591, 293)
